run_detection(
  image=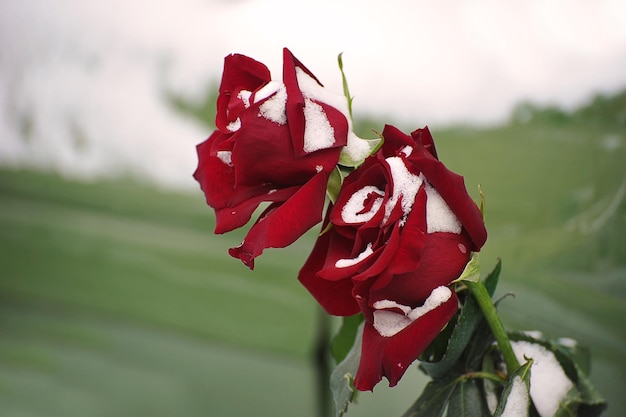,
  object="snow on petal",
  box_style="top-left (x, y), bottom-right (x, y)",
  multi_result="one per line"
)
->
top-left (372, 299), bottom-right (412, 315)
top-left (216, 151), bottom-right (232, 166)
top-left (373, 286), bottom-right (452, 337)
top-left (383, 156), bottom-right (423, 224)
top-left (226, 118), bottom-right (241, 132)
top-left (335, 243), bottom-right (374, 268)
top-left (425, 182), bottom-right (462, 234)
top-left (253, 81), bottom-right (283, 104)
top-left (237, 90), bottom-right (252, 108)
top-left (372, 310), bottom-right (413, 337)
top-left (258, 83), bottom-right (287, 125)
top-left (406, 286), bottom-right (452, 321)
top-left (341, 185), bottom-right (385, 224)
top-left (303, 98), bottom-right (335, 153)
